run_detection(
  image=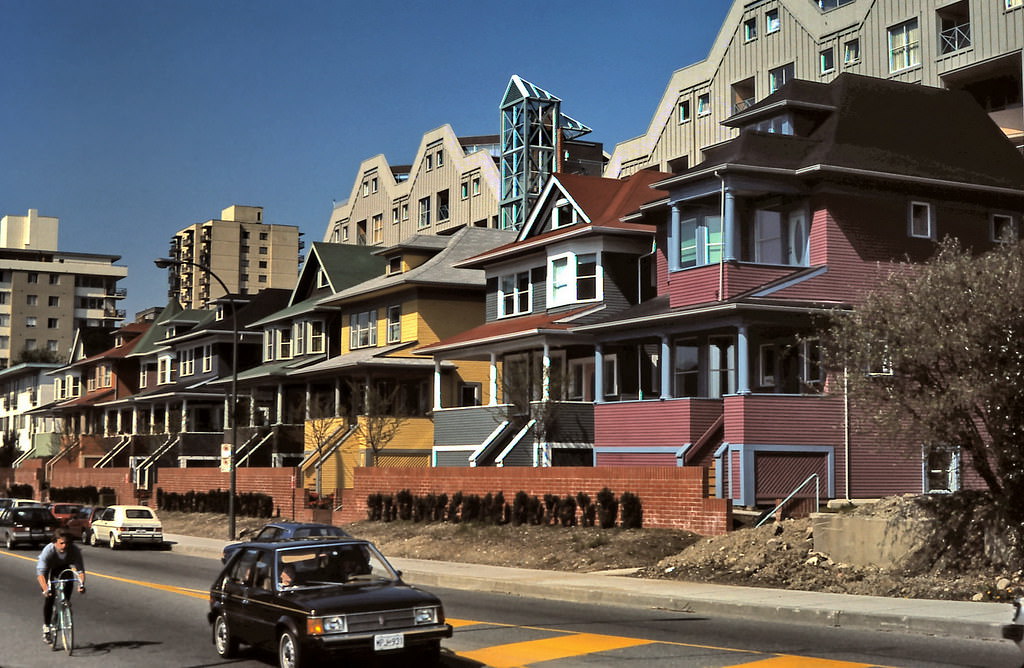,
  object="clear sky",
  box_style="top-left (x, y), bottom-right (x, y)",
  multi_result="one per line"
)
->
top-left (1, 0), bottom-right (730, 319)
